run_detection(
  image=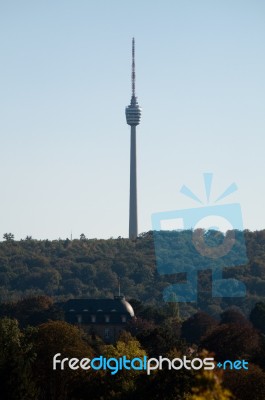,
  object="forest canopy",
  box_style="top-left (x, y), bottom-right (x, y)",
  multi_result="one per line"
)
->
top-left (0, 229), bottom-right (265, 317)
